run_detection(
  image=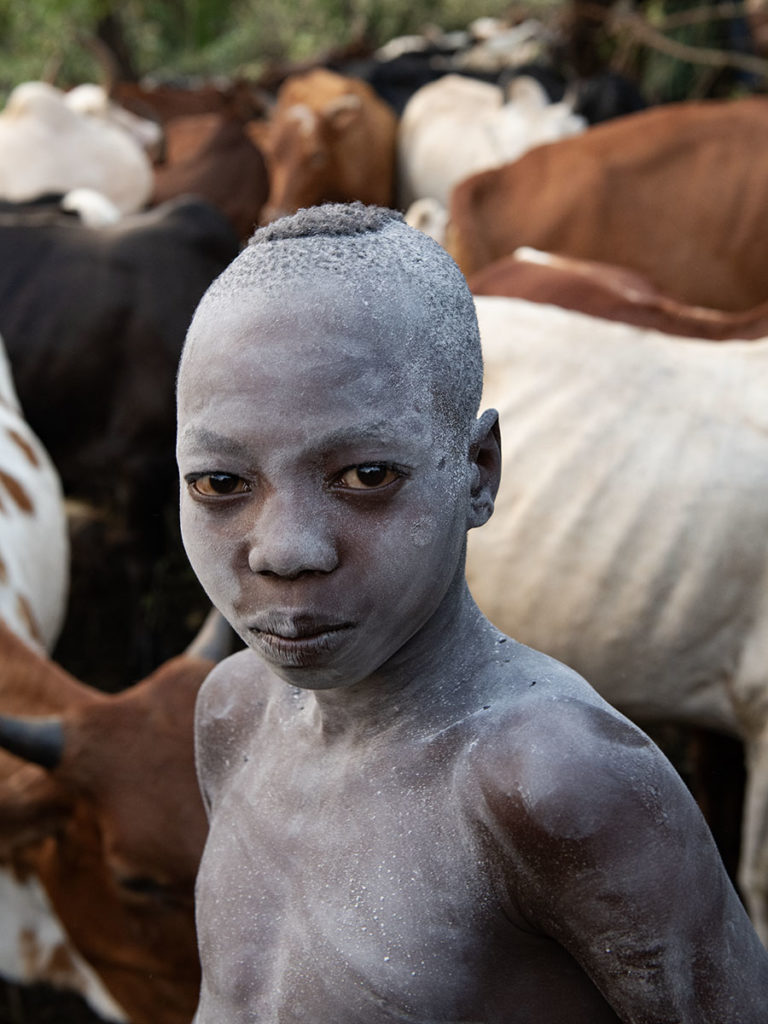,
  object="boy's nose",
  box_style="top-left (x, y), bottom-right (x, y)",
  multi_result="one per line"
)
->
top-left (246, 496), bottom-right (339, 579)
